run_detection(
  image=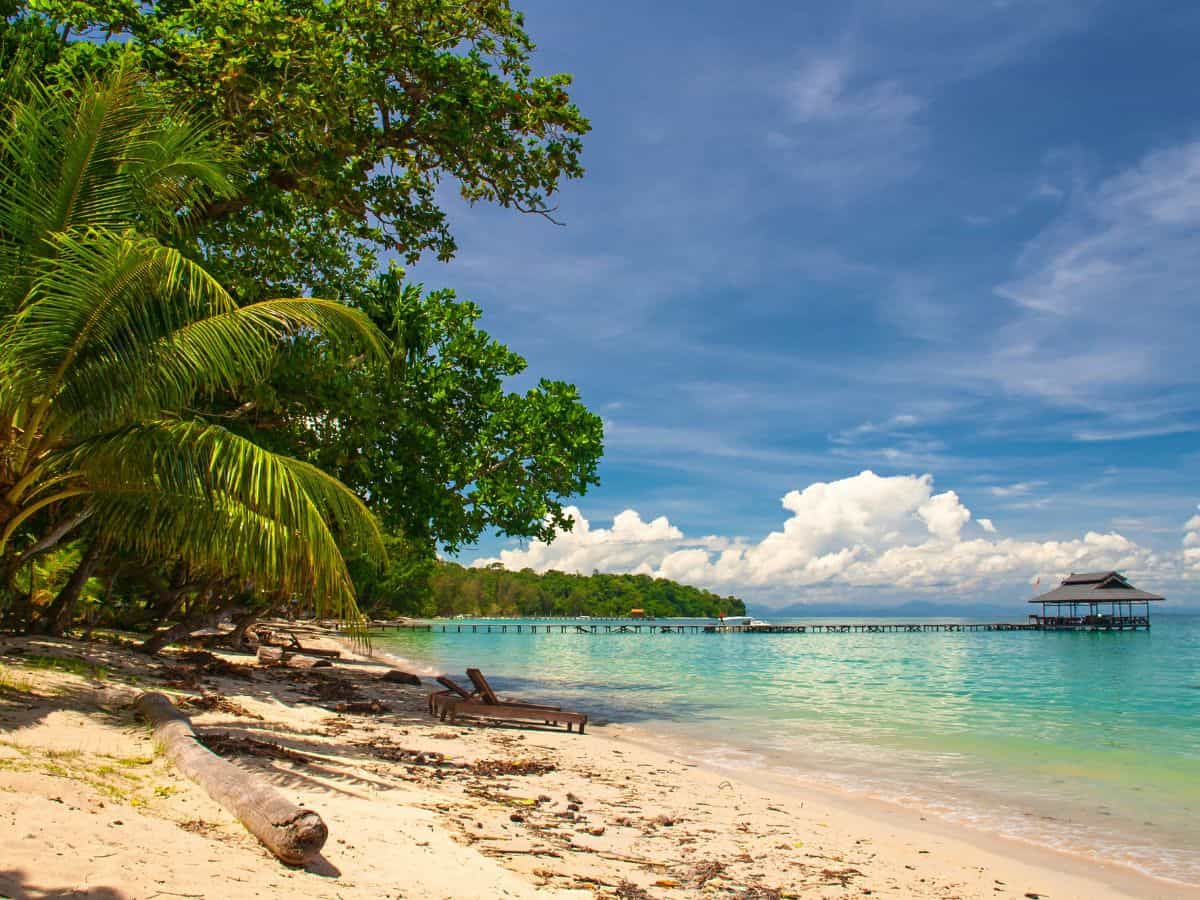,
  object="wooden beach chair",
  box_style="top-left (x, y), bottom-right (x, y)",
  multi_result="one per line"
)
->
top-left (428, 672), bottom-right (561, 716)
top-left (437, 668), bottom-right (587, 734)
top-left (427, 675), bottom-right (477, 716)
top-left (465, 668), bottom-right (513, 705)
top-left (466, 668), bottom-right (563, 712)
top-left (442, 699), bottom-right (587, 733)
